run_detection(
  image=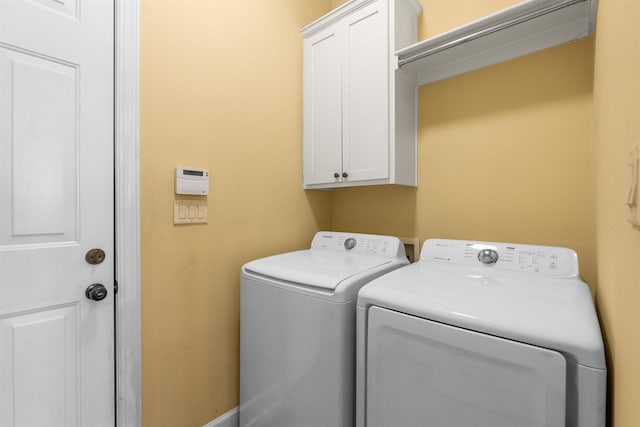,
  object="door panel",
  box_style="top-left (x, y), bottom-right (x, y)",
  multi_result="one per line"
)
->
top-left (29, 0), bottom-right (78, 18)
top-left (366, 306), bottom-right (566, 427)
top-left (0, 0), bottom-right (115, 425)
top-left (342, 1), bottom-right (389, 183)
top-left (0, 47), bottom-right (78, 245)
top-left (0, 304), bottom-right (79, 427)
top-left (303, 25), bottom-right (343, 186)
